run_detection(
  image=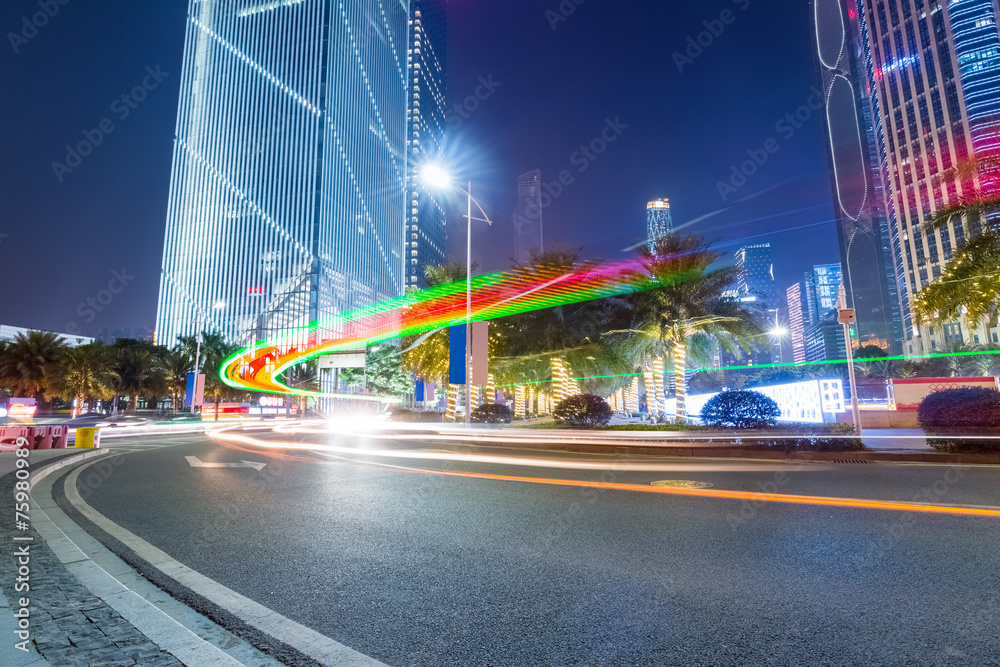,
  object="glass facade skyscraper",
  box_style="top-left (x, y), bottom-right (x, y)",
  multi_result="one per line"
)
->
top-left (646, 199), bottom-right (672, 249)
top-left (406, 0), bottom-right (448, 288)
top-left (155, 0), bottom-right (409, 350)
top-left (812, 0), bottom-right (903, 354)
top-left (818, 0), bottom-right (1000, 353)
